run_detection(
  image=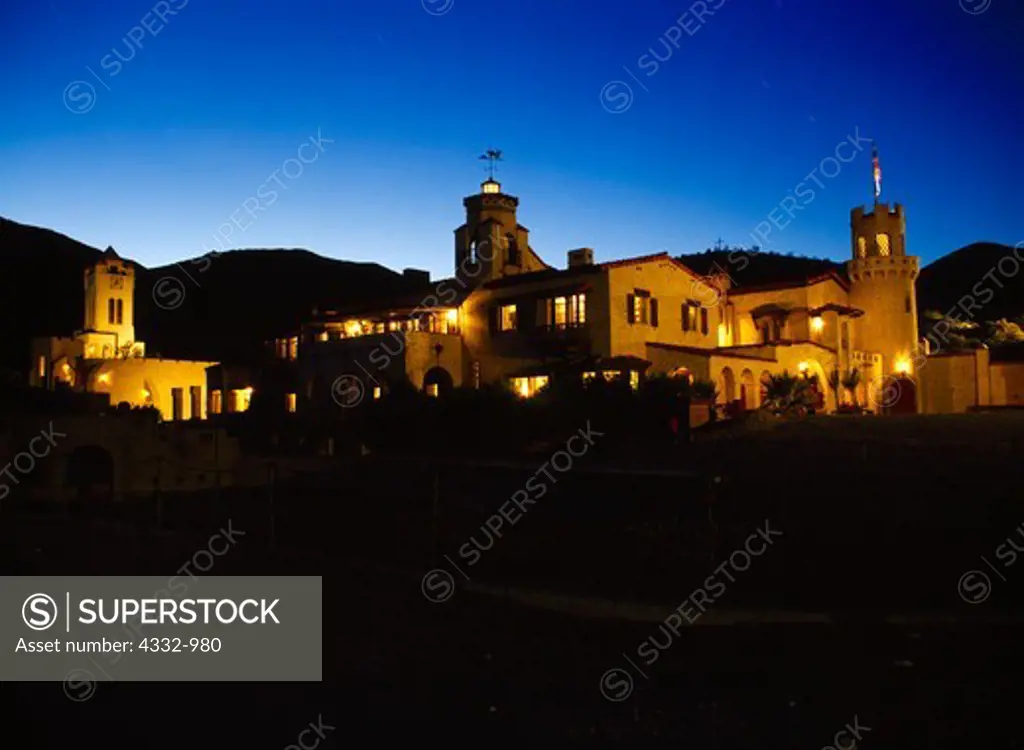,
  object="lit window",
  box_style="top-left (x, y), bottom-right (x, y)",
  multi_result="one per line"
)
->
top-left (96, 372), bottom-right (111, 385)
top-left (511, 376), bottom-right (549, 398)
top-left (683, 302), bottom-right (699, 332)
top-left (318, 331), bottom-right (328, 342)
top-left (554, 297), bottom-right (567, 328)
top-left (633, 295), bottom-right (647, 323)
top-left (288, 337), bottom-right (298, 360)
top-left (286, 393), bottom-right (297, 413)
top-left (210, 390), bottom-right (222, 414)
top-left (232, 387), bottom-right (253, 412)
top-left (629, 371), bottom-right (639, 390)
top-left (374, 322), bottom-right (385, 334)
top-left (344, 320), bottom-right (362, 338)
top-left (499, 304), bottom-right (517, 332)
top-left (894, 356), bottom-right (912, 375)
top-left (444, 309), bottom-right (459, 334)
top-left (582, 371), bottom-right (596, 383)
top-left (857, 237), bottom-right (866, 258)
top-left (37, 356), bottom-right (45, 378)
top-left (425, 383), bottom-right (439, 398)
top-left (373, 386), bottom-right (382, 400)
top-left (876, 233), bottom-right (891, 257)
